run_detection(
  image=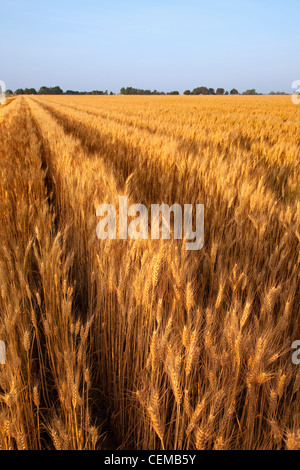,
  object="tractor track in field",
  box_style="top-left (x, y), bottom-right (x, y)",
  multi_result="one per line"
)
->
top-left (32, 98), bottom-right (299, 206)
top-left (30, 98), bottom-right (297, 251)
top-left (30, 98), bottom-right (182, 206)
